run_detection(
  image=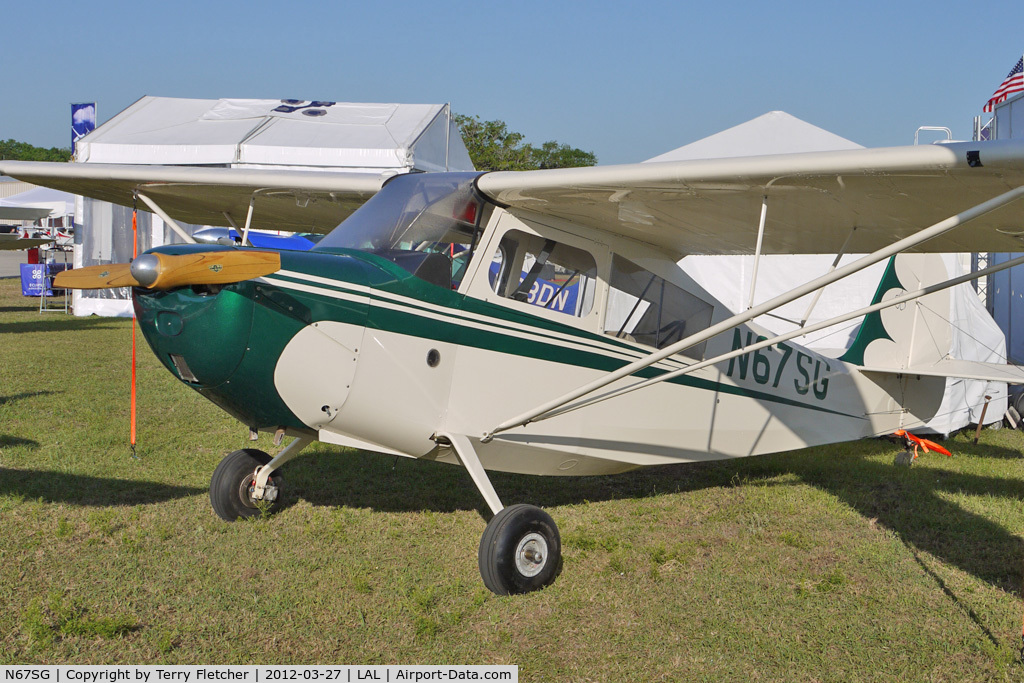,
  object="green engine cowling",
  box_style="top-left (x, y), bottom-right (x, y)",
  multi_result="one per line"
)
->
top-left (132, 244), bottom-right (380, 434)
